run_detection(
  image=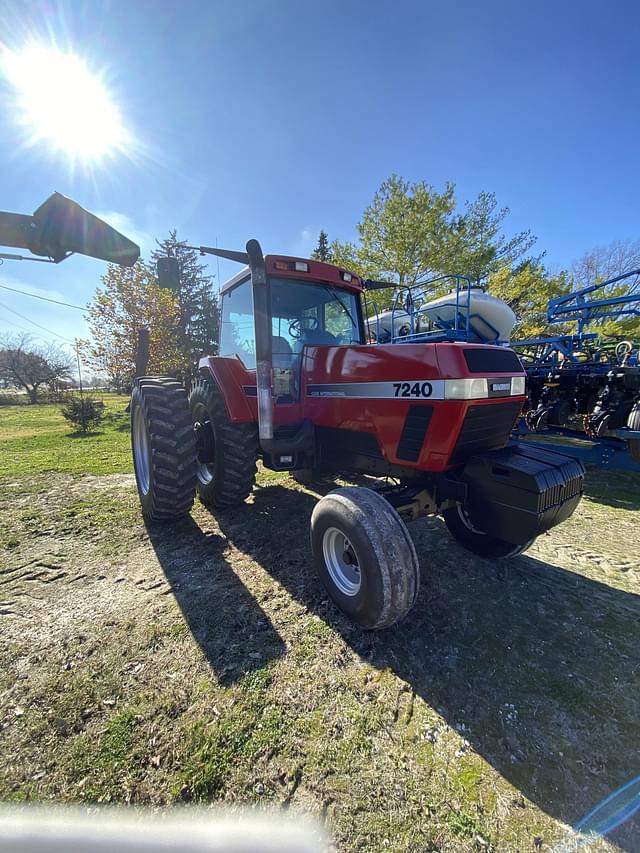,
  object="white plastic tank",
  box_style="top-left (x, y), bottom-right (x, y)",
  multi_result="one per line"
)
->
top-left (370, 289), bottom-right (516, 344)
